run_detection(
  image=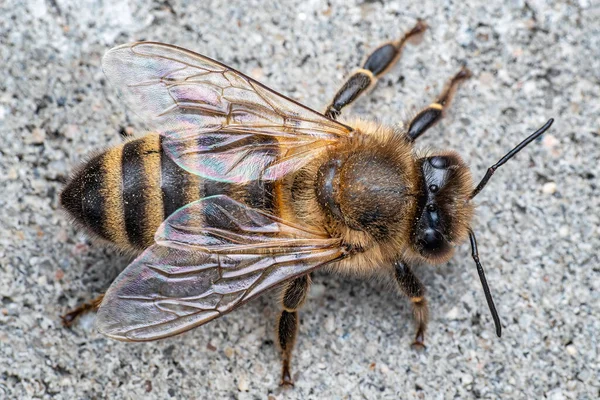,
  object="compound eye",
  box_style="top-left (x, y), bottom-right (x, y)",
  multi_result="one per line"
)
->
top-left (419, 228), bottom-right (445, 252)
top-left (429, 156), bottom-right (450, 169)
